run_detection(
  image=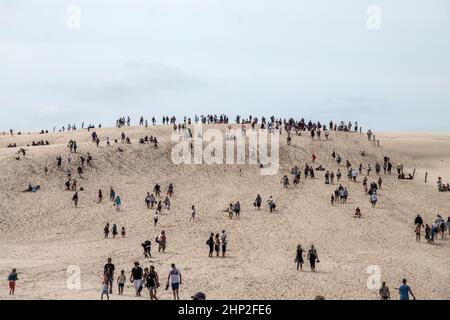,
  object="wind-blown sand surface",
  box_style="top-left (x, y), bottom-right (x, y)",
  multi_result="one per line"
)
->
top-left (0, 126), bottom-right (449, 300)
top-left (377, 132), bottom-right (450, 184)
